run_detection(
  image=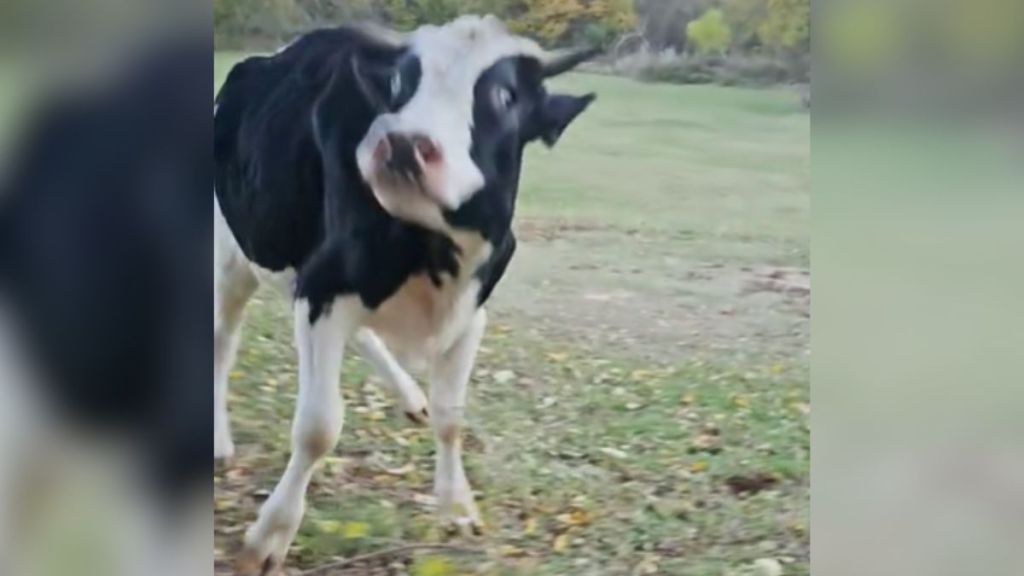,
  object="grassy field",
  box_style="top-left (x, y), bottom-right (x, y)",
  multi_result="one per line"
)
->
top-left (214, 53), bottom-right (809, 576)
